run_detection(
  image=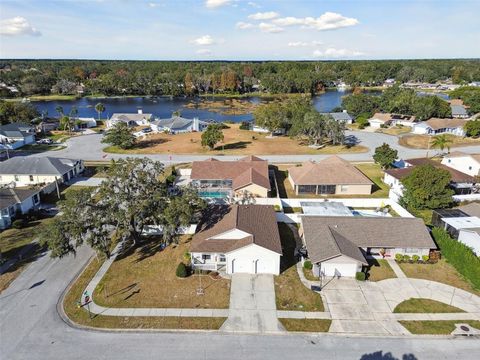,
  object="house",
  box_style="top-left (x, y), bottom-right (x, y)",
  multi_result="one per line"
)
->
top-left (469, 82), bottom-right (480, 87)
top-left (300, 216), bottom-right (435, 277)
top-left (441, 152), bottom-right (480, 177)
top-left (383, 79), bottom-right (396, 87)
top-left (384, 158), bottom-right (475, 201)
top-left (191, 156), bottom-right (271, 198)
top-left (320, 111), bottom-right (353, 124)
top-left (73, 117), bottom-right (97, 129)
top-left (368, 113), bottom-right (392, 128)
top-left (252, 124), bottom-right (286, 135)
top-left (34, 117), bottom-right (60, 133)
top-left (288, 156), bottom-right (373, 196)
top-left (0, 156), bottom-right (84, 193)
top-left (389, 114), bottom-right (417, 127)
top-left (106, 110), bottom-right (153, 128)
top-left (190, 205), bottom-right (282, 275)
top-left (450, 101), bottom-right (469, 119)
top-left (432, 203), bottom-right (480, 255)
top-left (150, 116), bottom-right (209, 134)
top-left (0, 187), bottom-right (42, 229)
top-left (412, 118), bottom-right (468, 136)
top-left (0, 123), bottom-right (36, 149)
